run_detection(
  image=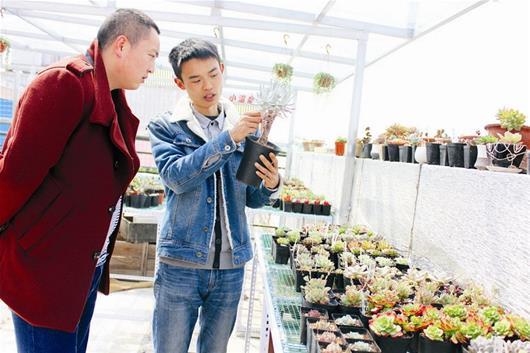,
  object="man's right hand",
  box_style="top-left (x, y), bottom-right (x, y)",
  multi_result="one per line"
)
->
top-left (229, 112), bottom-right (262, 144)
